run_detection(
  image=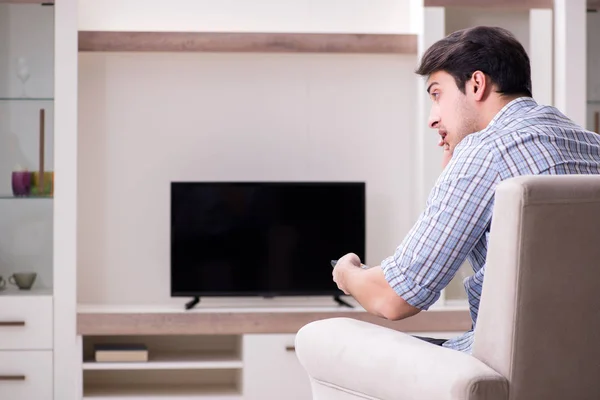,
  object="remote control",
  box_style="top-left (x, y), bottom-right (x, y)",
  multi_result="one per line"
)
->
top-left (331, 259), bottom-right (369, 269)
